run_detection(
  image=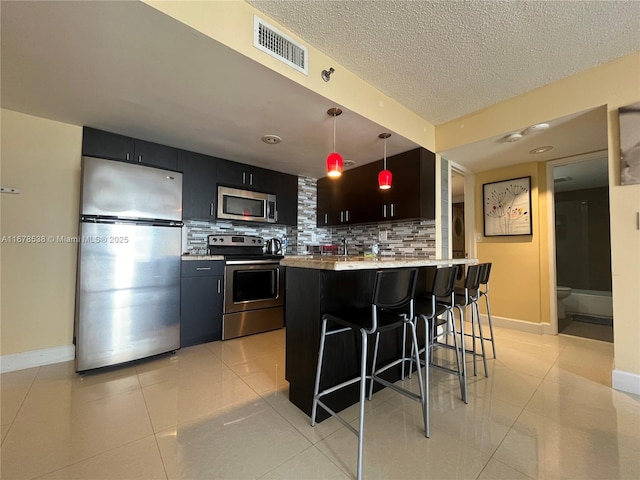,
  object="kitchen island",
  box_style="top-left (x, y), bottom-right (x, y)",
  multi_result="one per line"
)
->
top-left (280, 255), bottom-right (475, 421)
